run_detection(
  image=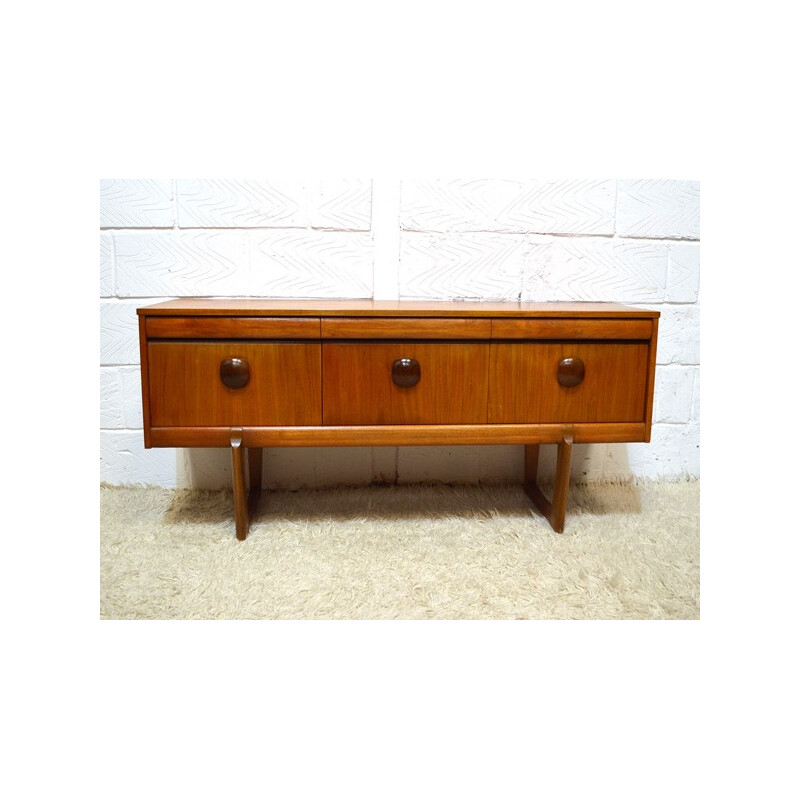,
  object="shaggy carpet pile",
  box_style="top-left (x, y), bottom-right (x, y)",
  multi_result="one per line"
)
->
top-left (100, 479), bottom-right (699, 620)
